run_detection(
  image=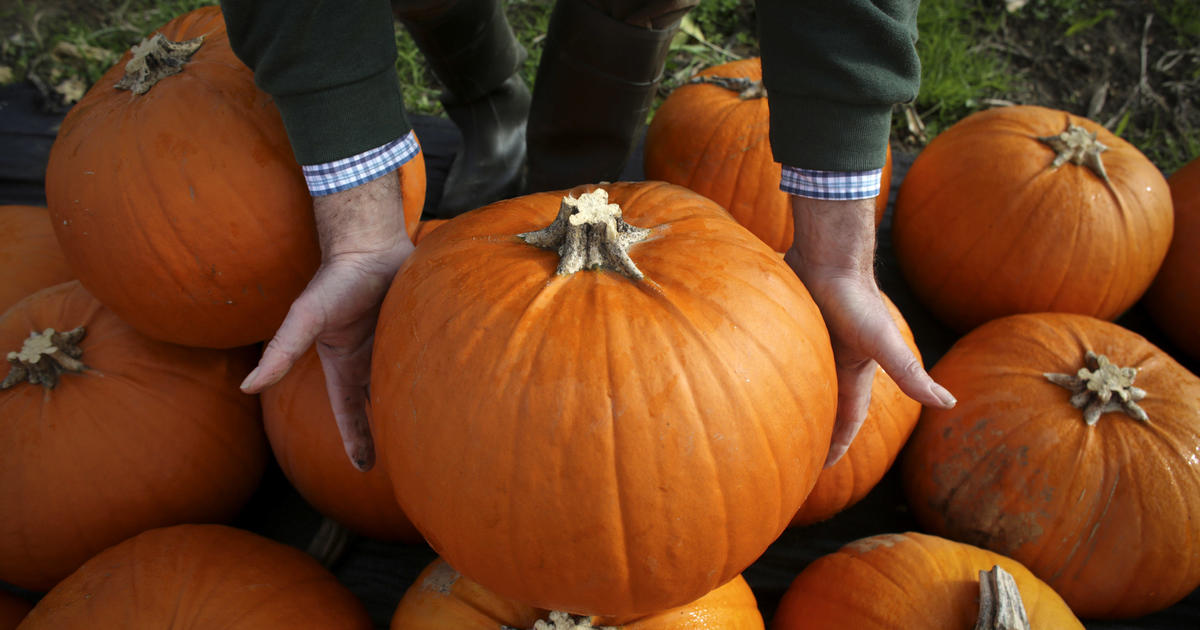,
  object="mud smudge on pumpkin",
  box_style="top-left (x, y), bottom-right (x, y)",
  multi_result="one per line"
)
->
top-left (420, 560), bottom-right (460, 595)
